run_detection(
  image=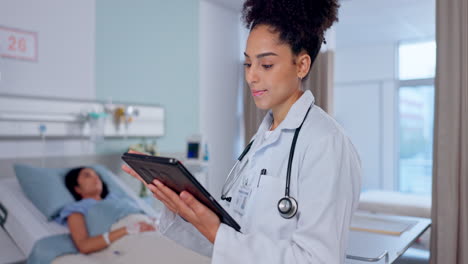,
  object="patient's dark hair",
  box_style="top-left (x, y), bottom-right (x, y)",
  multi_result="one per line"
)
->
top-left (65, 167), bottom-right (109, 201)
top-left (242, 0), bottom-right (339, 78)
